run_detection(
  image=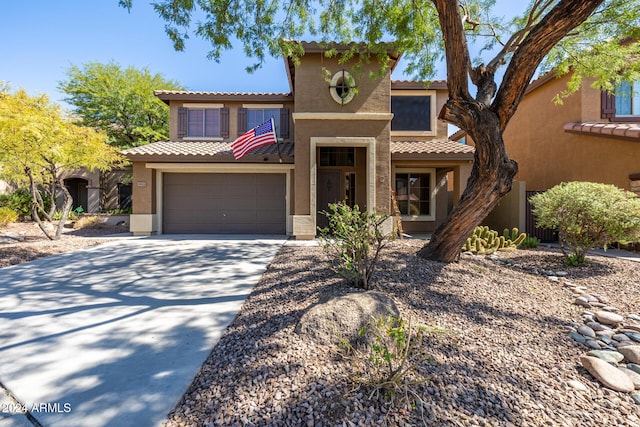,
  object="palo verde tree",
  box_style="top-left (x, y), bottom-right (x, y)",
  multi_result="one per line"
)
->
top-left (0, 88), bottom-right (126, 240)
top-left (58, 61), bottom-right (184, 149)
top-left (120, 0), bottom-right (640, 262)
